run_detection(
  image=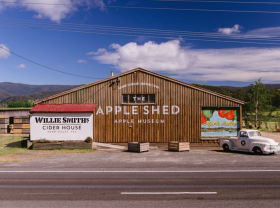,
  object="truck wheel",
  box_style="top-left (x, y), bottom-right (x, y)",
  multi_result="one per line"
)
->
top-left (223, 144), bottom-right (230, 152)
top-left (253, 147), bottom-right (263, 155)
